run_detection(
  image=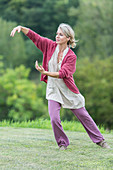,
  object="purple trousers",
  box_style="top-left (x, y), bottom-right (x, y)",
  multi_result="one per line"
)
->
top-left (48, 100), bottom-right (104, 147)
